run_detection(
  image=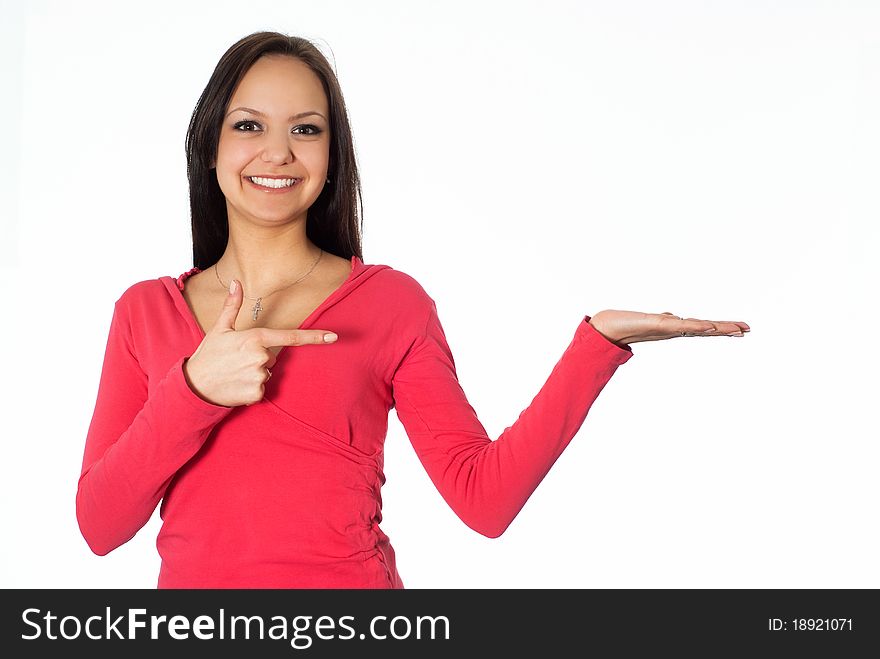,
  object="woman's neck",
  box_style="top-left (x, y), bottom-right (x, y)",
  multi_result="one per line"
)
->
top-left (214, 229), bottom-right (322, 297)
